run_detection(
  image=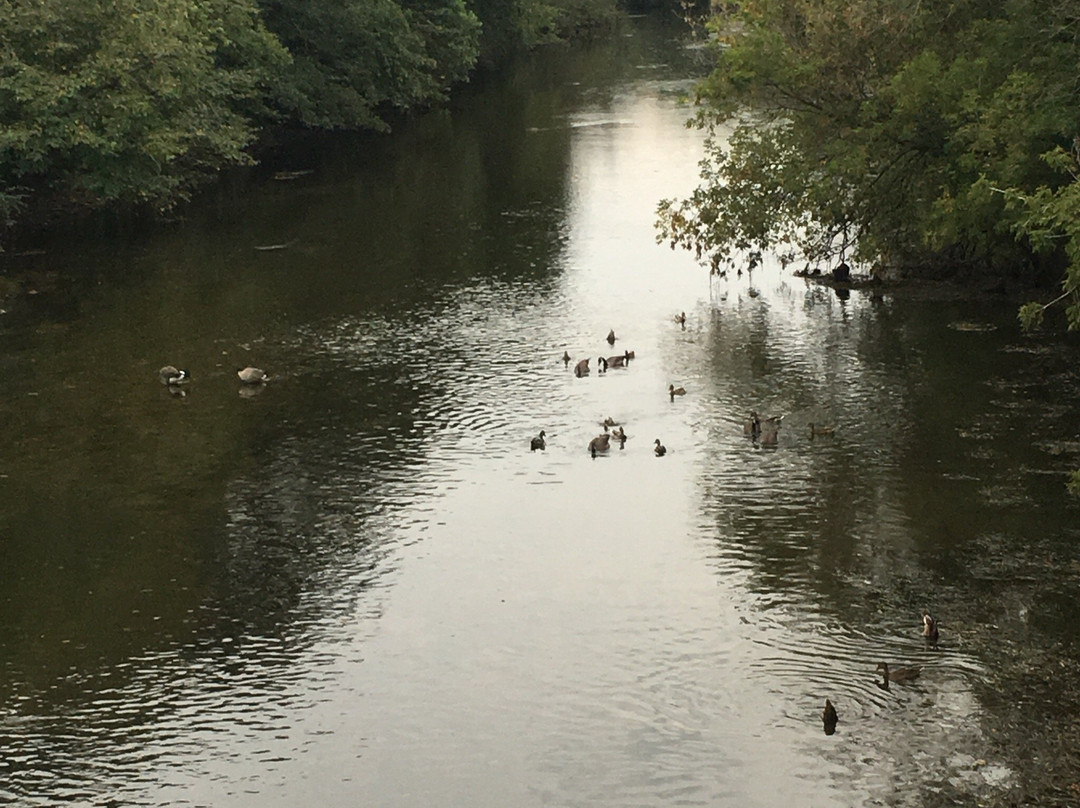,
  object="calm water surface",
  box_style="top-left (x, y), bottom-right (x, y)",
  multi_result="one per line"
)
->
top-left (3, 17), bottom-right (1080, 808)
